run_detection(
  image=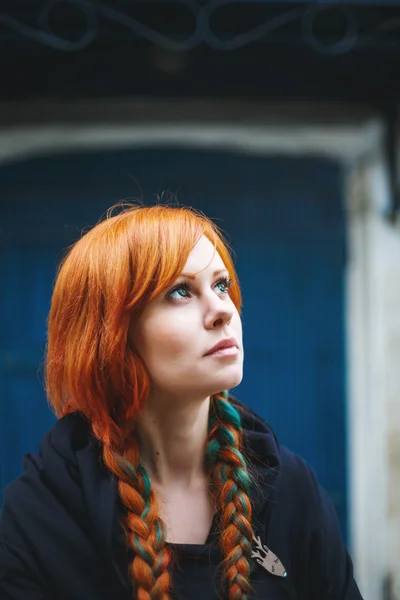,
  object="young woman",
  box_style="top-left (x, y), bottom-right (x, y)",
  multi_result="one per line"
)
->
top-left (0, 204), bottom-right (363, 600)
